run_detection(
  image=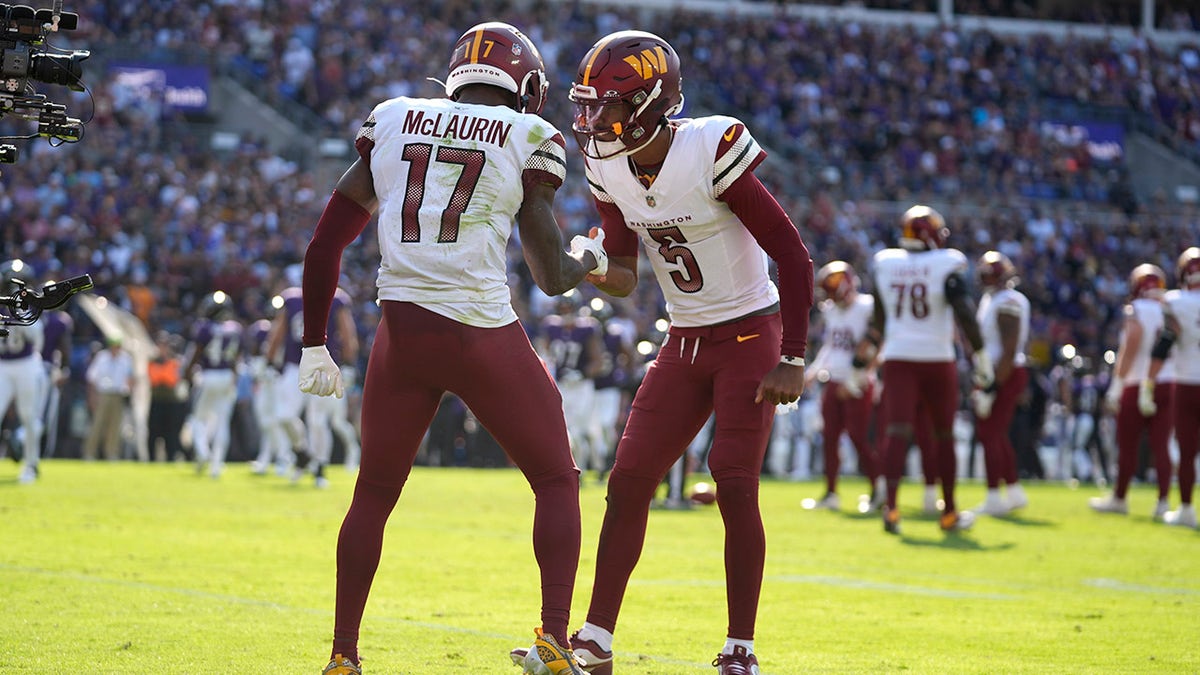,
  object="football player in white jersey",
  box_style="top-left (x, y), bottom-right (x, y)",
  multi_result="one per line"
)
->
top-left (183, 291), bottom-right (243, 479)
top-left (972, 251), bottom-right (1032, 516)
top-left (1143, 247), bottom-right (1200, 528)
top-left (859, 206), bottom-right (992, 535)
top-left (297, 23), bottom-right (600, 675)
top-left (1090, 264), bottom-right (1175, 519)
top-left (302, 286), bottom-right (360, 485)
top-left (804, 261), bottom-right (878, 512)
top-left (552, 30), bottom-right (814, 675)
top-left (0, 260), bottom-right (47, 484)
